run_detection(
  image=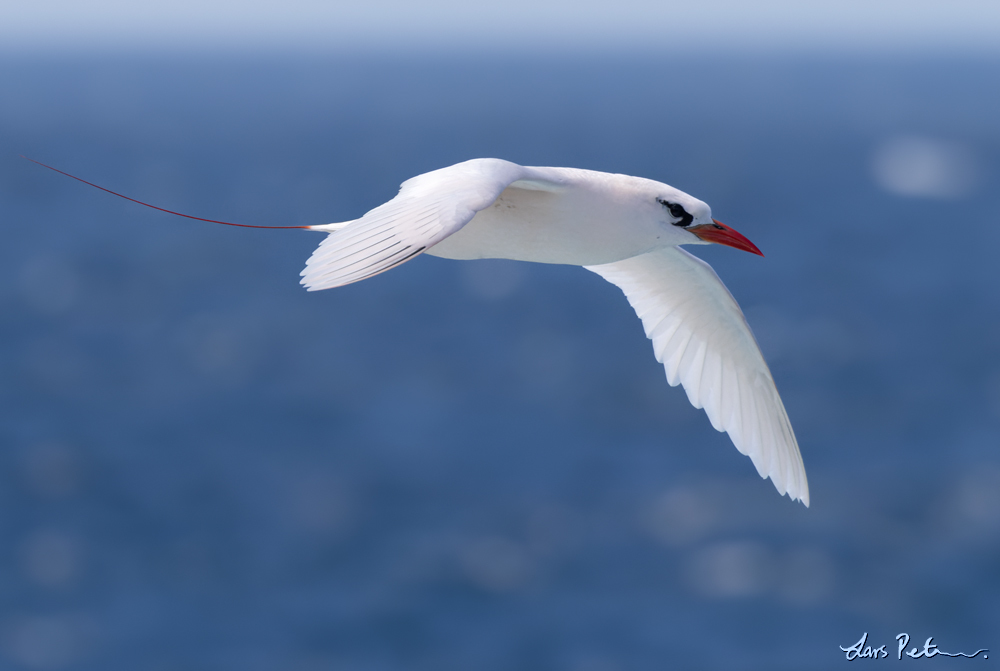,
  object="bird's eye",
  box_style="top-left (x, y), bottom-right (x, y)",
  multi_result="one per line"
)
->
top-left (657, 198), bottom-right (694, 227)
